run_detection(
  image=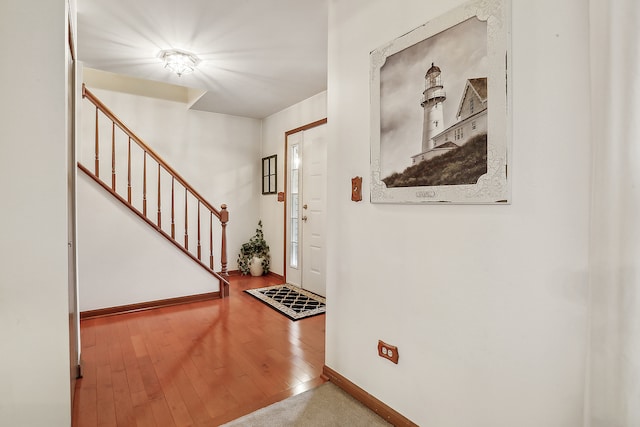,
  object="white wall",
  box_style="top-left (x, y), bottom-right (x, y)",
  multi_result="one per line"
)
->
top-left (0, 0), bottom-right (72, 425)
top-left (260, 92), bottom-right (327, 276)
top-left (587, 1), bottom-right (640, 424)
top-left (78, 87), bottom-right (262, 308)
top-left (326, 1), bottom-right (591, 426)
top-left (78, 173), bottom-right (227, 311)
